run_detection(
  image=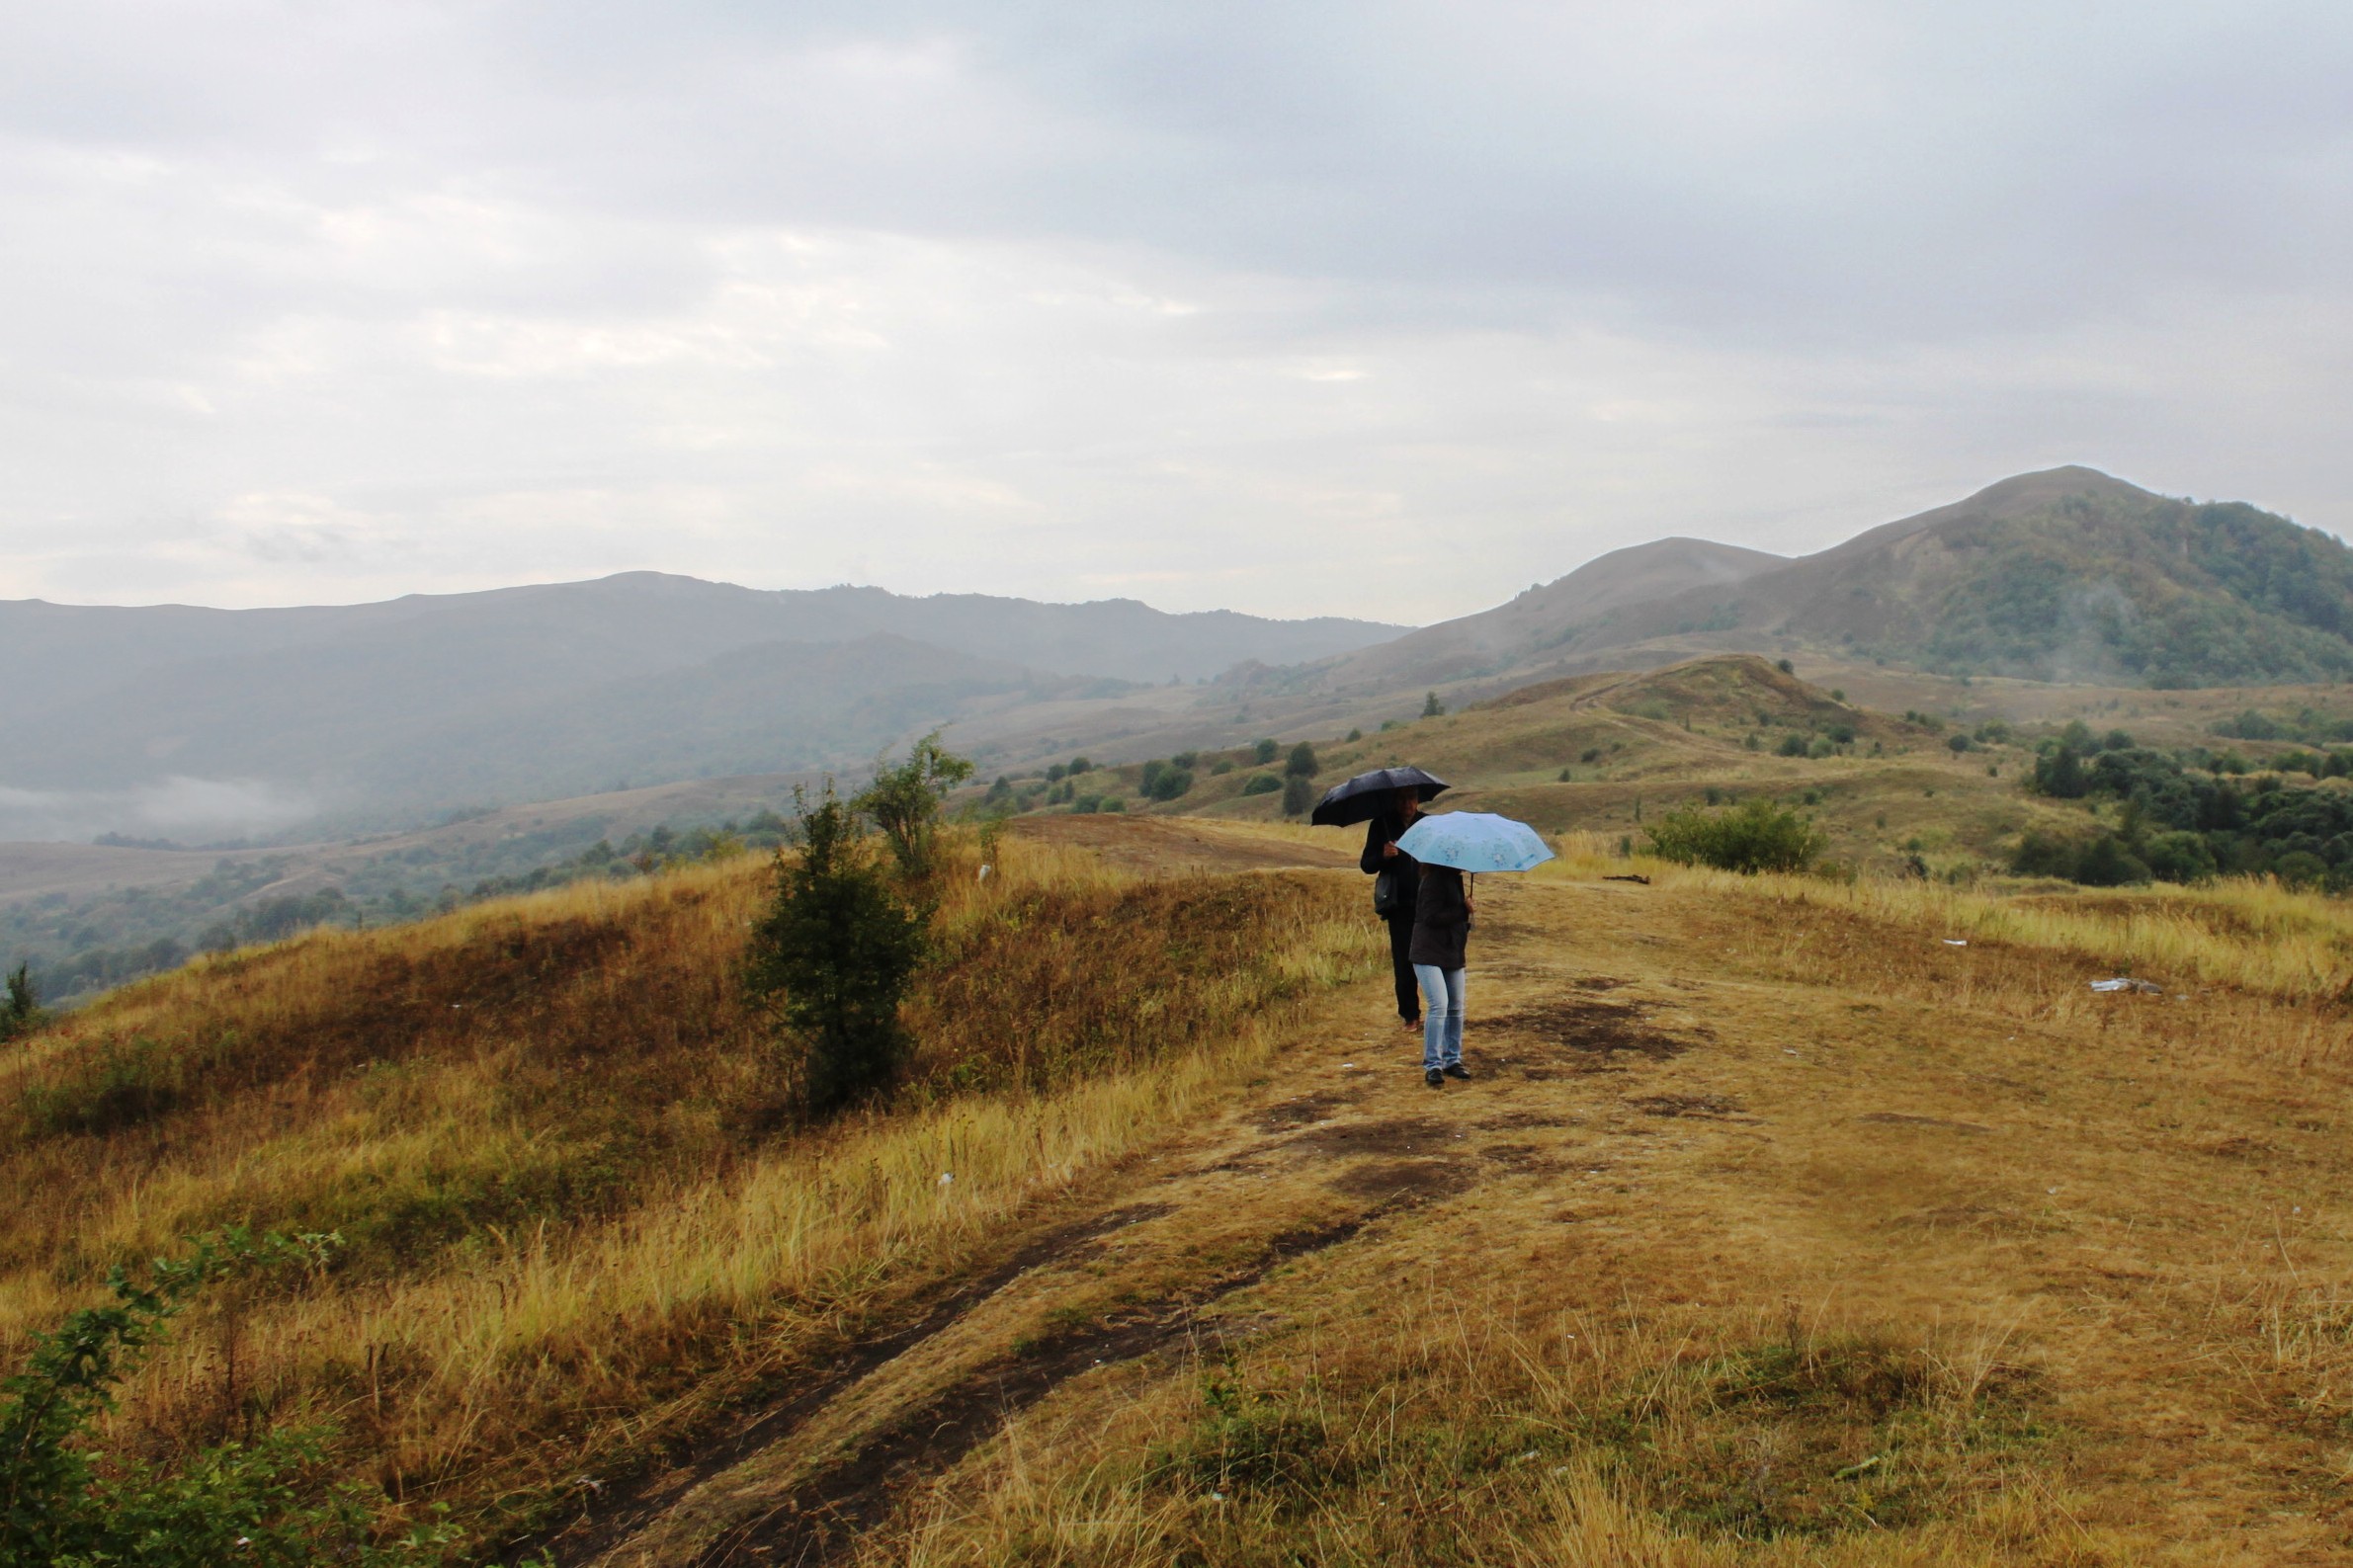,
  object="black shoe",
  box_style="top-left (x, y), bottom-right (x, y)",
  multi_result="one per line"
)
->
top-left (1443, 1063), bottom-right (1471, 1081)
top-left (1425, 1067), bottom-right (1445, 1088)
